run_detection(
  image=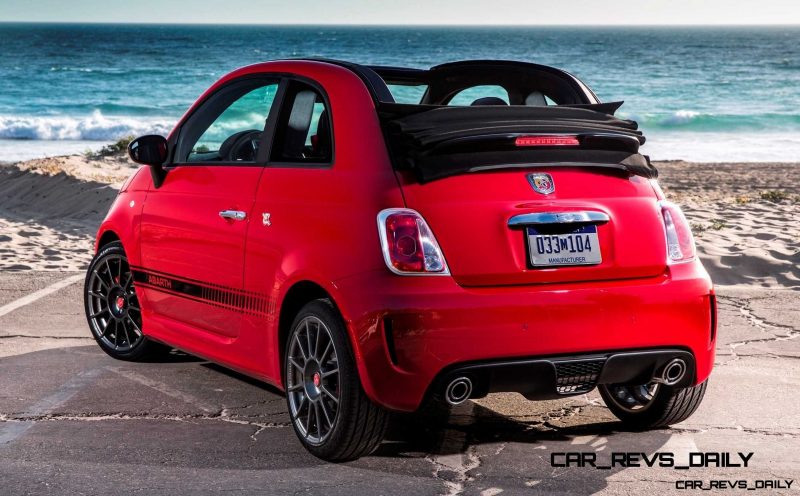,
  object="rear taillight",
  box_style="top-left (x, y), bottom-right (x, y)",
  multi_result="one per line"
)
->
top-left (659, 200), bottom-right (696, 264)
top-left (377, 209), bottom-right (449, 275)
top-left (515, 135), bottom-right (579, 147)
